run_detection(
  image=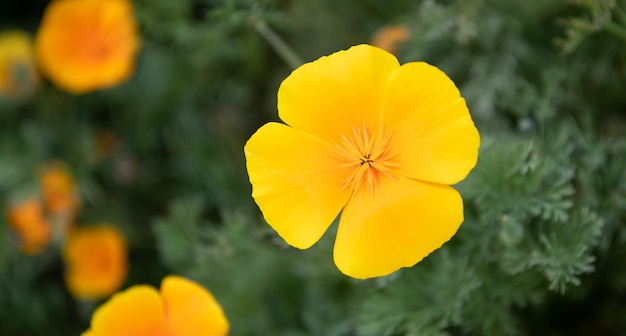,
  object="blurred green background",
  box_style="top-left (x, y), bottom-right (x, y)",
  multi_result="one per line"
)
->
top-left (1, 0), bottom-right (626, 335)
